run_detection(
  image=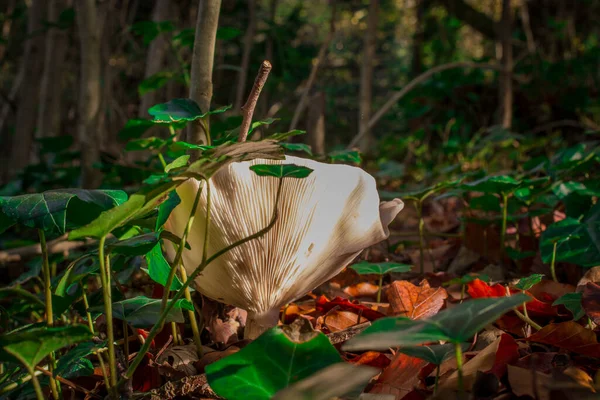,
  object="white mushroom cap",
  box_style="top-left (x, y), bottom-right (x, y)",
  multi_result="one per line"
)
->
top-left (165, 156), bottom-right (403, 337)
